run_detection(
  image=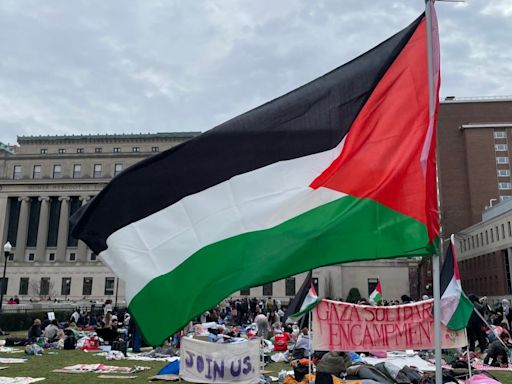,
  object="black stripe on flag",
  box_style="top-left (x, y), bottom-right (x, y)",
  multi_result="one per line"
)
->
top-left (71, 15), bottom-right (423, 254)
top-left (440, 241), bottom-right (456, 296)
